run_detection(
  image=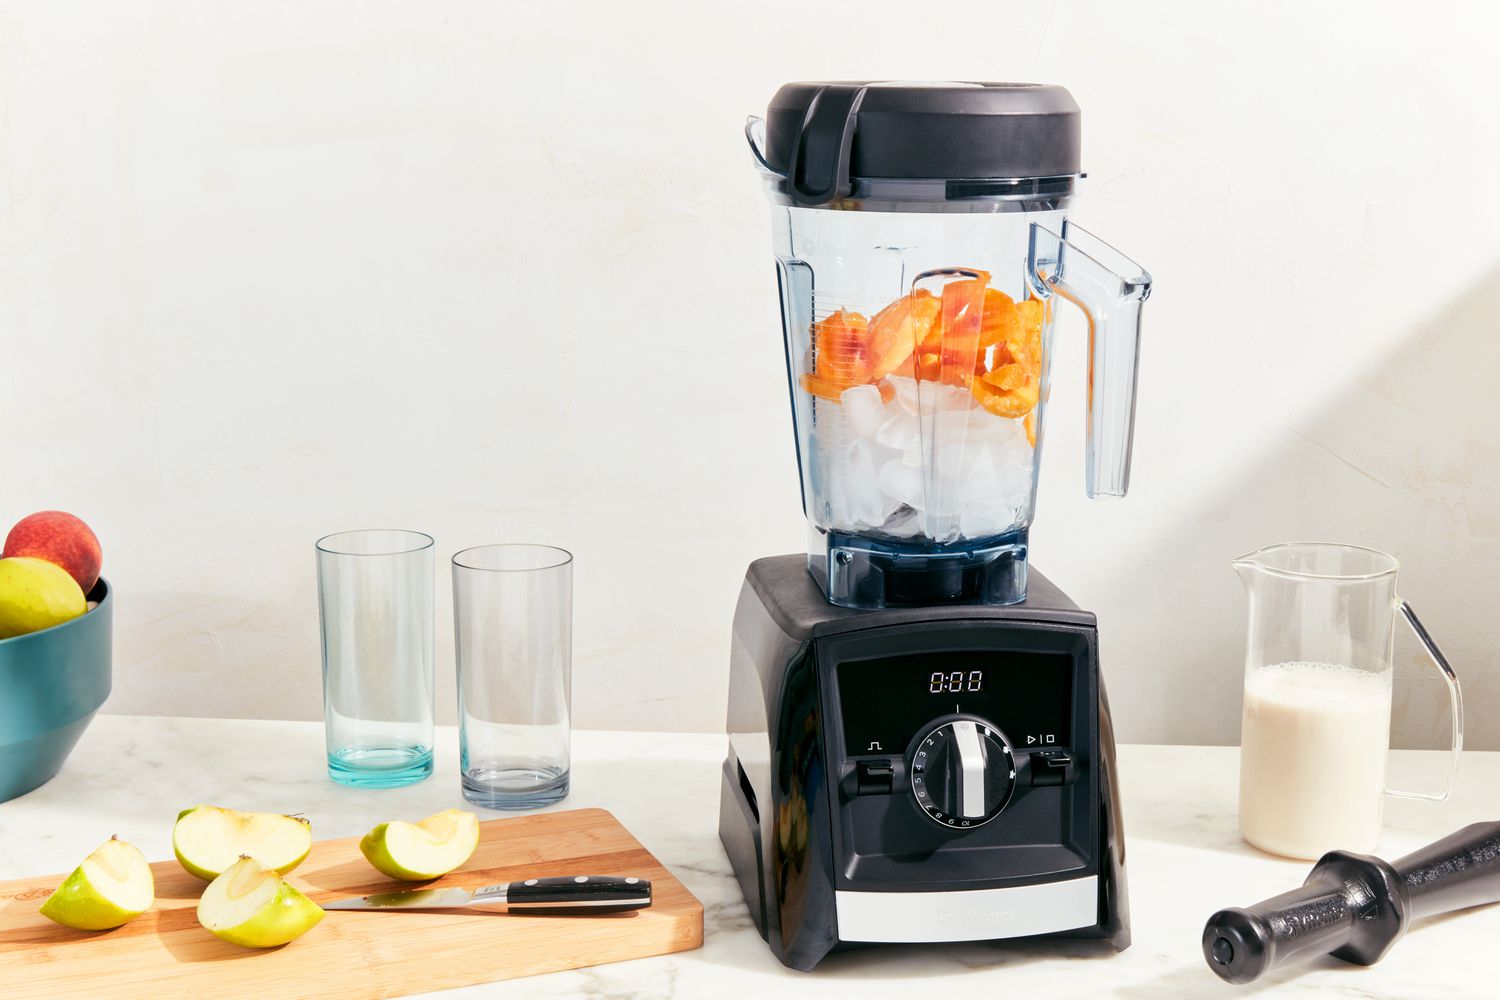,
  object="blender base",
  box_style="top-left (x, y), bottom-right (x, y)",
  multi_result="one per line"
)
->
top-left (720, 554), bottom-right (1130, 970)
top-left (812, 529), bottom-right (1029, 609)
